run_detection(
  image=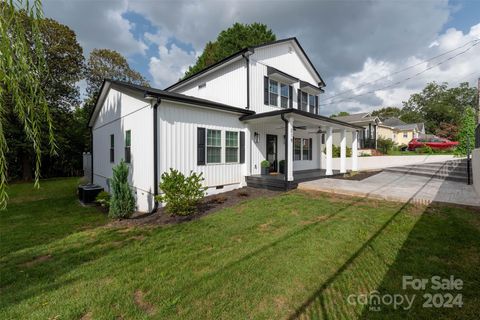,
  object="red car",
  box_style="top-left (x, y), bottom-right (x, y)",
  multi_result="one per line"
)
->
top-left (408, 137), bottom-right (458, 151)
